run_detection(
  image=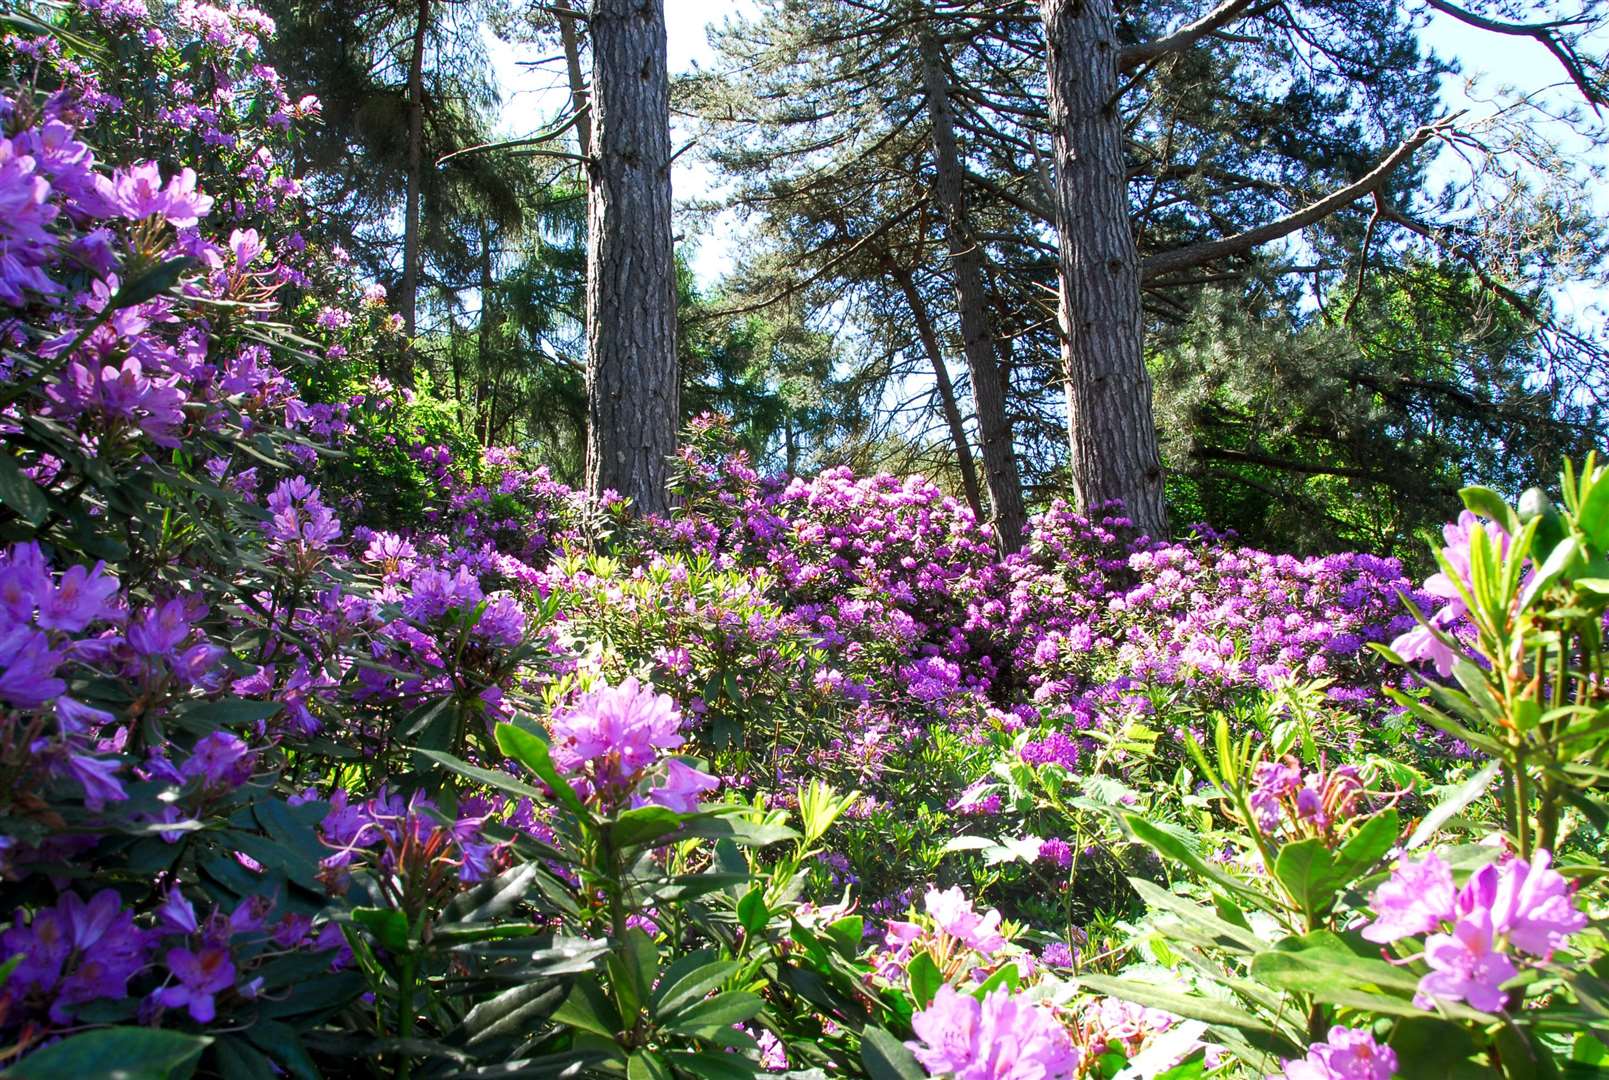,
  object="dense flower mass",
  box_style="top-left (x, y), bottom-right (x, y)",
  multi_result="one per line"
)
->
top-left (0, 4), bottom-right (1602, 1076)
